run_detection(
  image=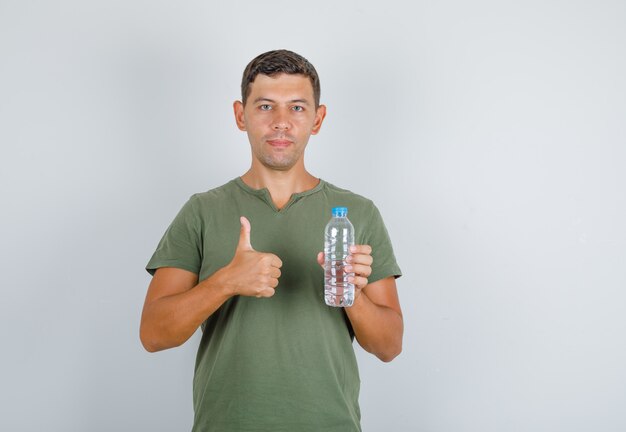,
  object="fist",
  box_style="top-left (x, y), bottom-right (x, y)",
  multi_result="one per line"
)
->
top-left (224, 216), bottom-right (283, 298)
top-left (316, 244), bottom-right (373, 300)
